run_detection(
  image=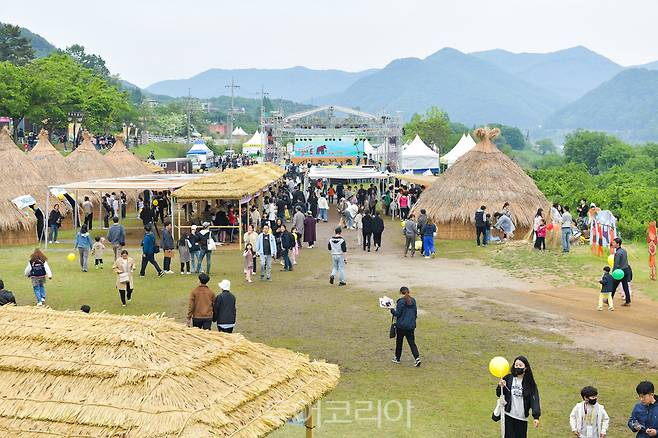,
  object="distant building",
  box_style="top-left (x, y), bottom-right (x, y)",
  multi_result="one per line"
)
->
top-left (208, 123), bottom-right (227, 136)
